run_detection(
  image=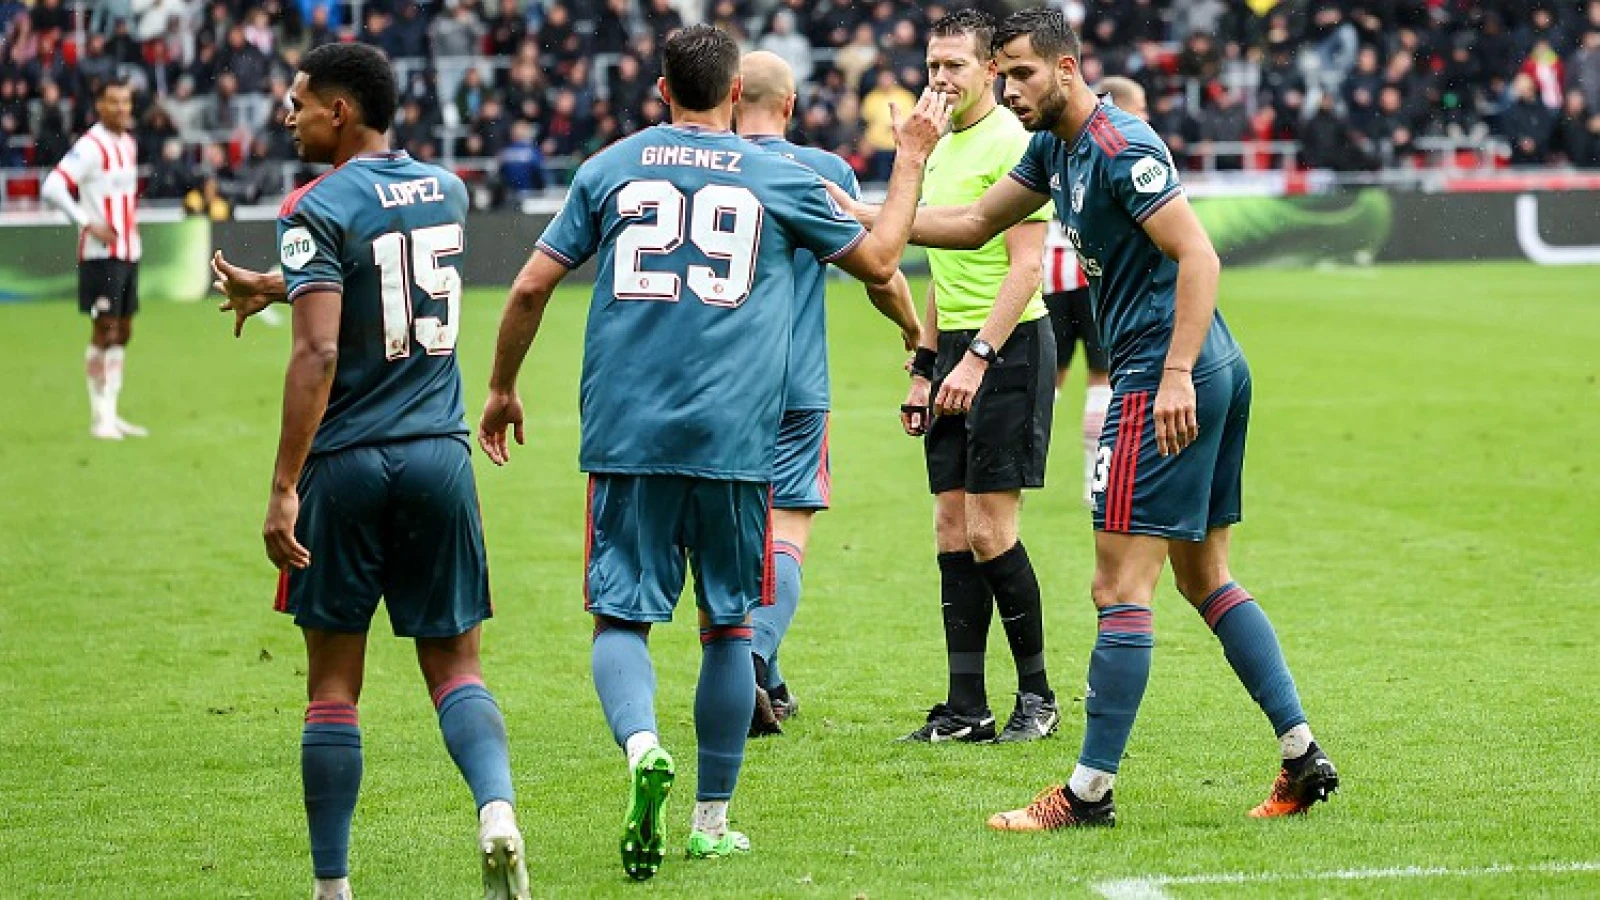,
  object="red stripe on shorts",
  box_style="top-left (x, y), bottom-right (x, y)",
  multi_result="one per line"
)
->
top-left (1106, 394), bottom-right (1134, 531)
top-left (273, 569), bottom-right (290, 613)
top-left (1118, 392), bottom-right (1149, 532)
top-left (815, 414), bottom-right (832, 505)
top-left (582, 475), bottom-right (596, 611)
top-left (760, 487), bottom-right (776, 607)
